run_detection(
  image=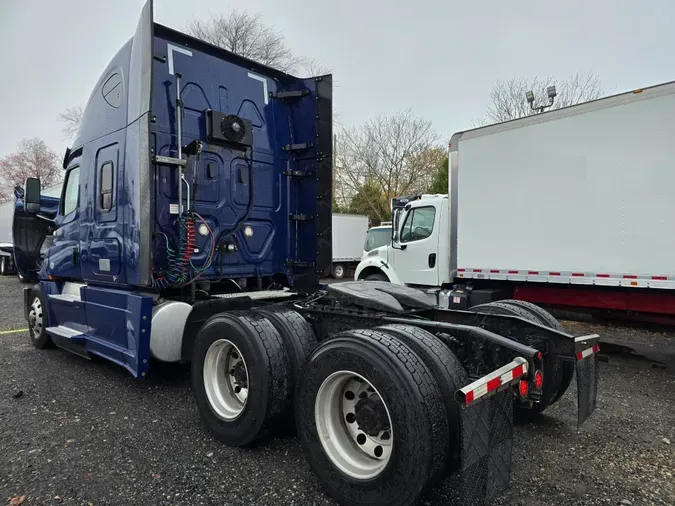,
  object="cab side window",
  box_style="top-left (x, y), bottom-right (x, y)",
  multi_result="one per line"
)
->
top-left (99, 161), bottom-right (113, 211)
top-left (400, 207), bottom-right (435, 243)
top-left (62, 166), bottom-right (81, 216)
